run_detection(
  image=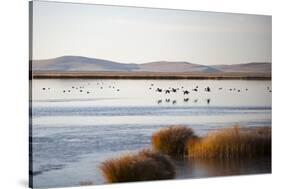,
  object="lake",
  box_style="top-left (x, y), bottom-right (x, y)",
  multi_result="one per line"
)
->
top-left (30, 79), bottom-right (272, 188)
